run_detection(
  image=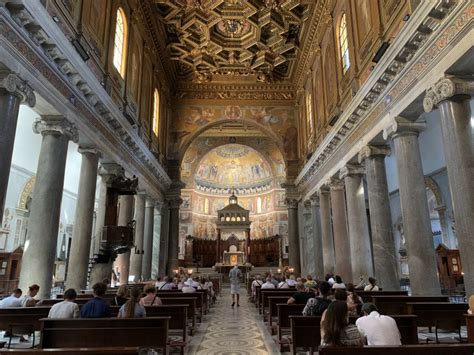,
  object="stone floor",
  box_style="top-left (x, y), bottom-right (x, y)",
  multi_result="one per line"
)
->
top-left (187, 286), bottom-right (280, 355)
